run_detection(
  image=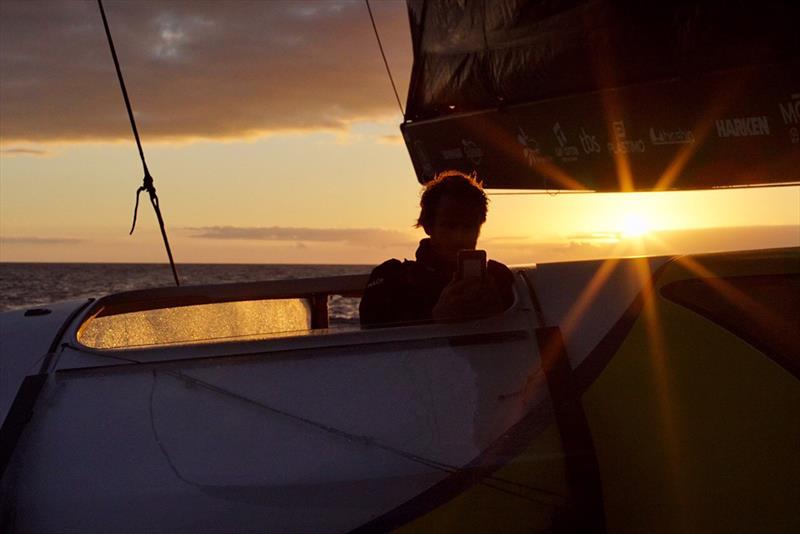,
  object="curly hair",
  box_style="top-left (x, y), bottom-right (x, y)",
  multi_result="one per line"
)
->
top-left (415, 170), bottom-right (488, 229)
